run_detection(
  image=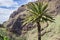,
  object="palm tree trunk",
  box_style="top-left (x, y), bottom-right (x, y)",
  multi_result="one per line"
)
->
top-left (37, 22), bottom-right (41, 40)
